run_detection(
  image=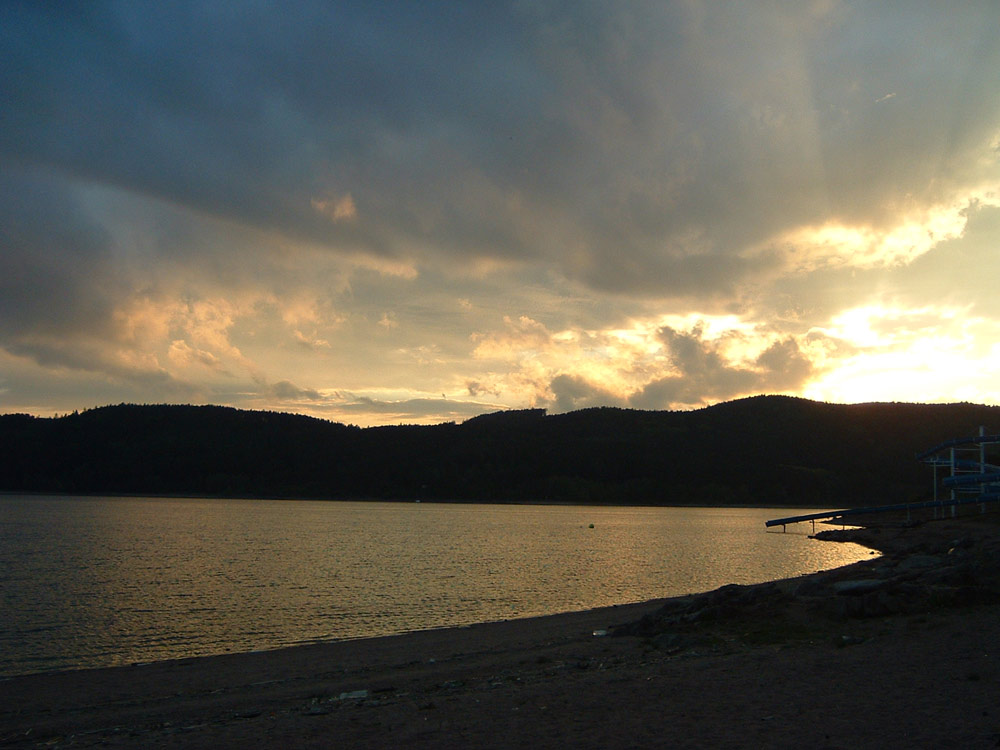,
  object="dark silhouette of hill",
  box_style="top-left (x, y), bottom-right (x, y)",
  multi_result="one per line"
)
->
top-left (2, 396), bottom-right (999, 506)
